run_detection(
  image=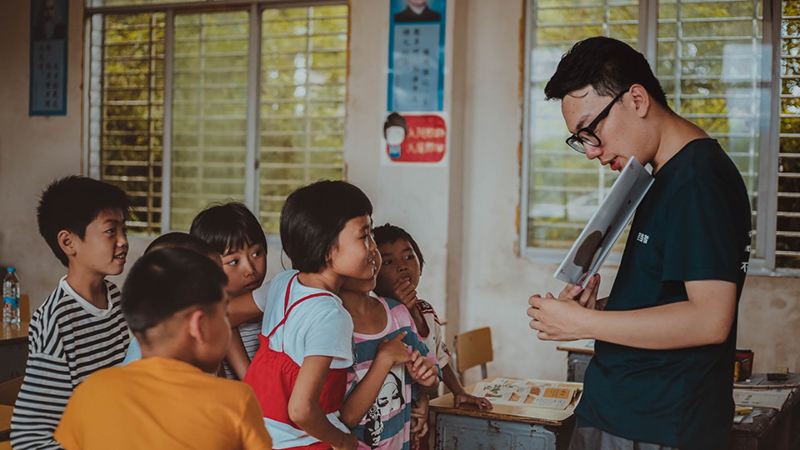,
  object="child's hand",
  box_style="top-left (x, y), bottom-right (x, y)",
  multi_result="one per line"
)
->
top-left (377, 331), bottom-right (411, 366)
top-left (406, 350), bottom-right (437, 387)
top-left (409, 417), bottom-right (429, 449)
top-left (411, 394), bottom-right (430, 420)
top-left (392, 279), bottom-right (419, 309)
top-left (332, 433), bottom-right (358, 450)
top-left (454, 392), bottom-right (493, 410)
